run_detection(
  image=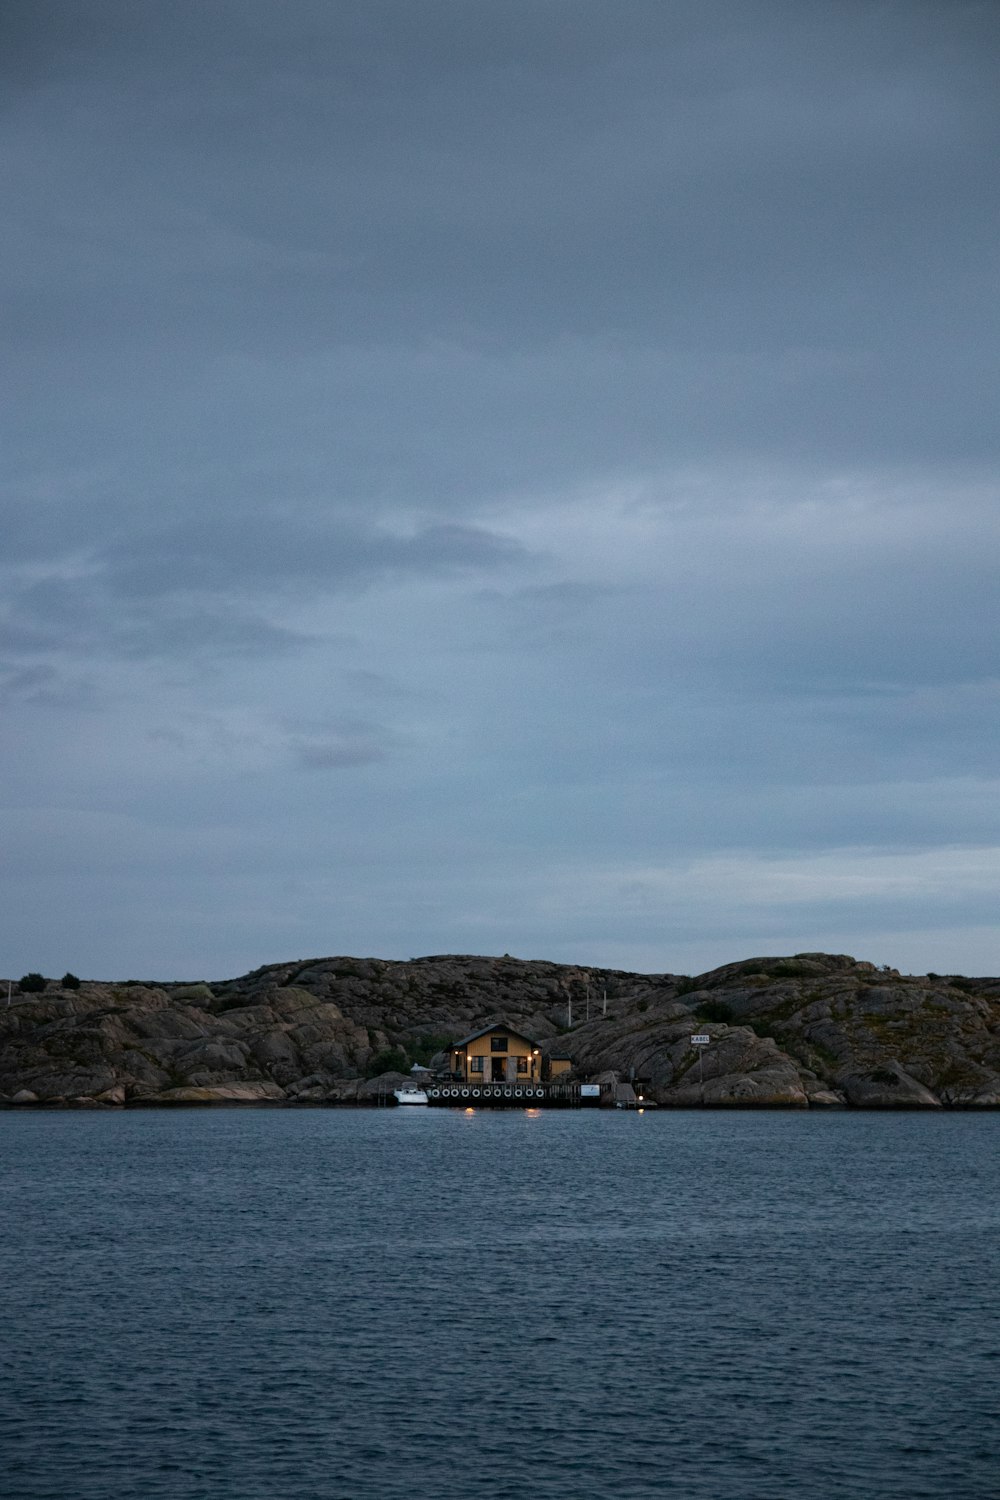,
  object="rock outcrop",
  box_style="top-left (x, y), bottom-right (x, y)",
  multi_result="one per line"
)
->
top-left (2, 950), bottom-right (999, 1108)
